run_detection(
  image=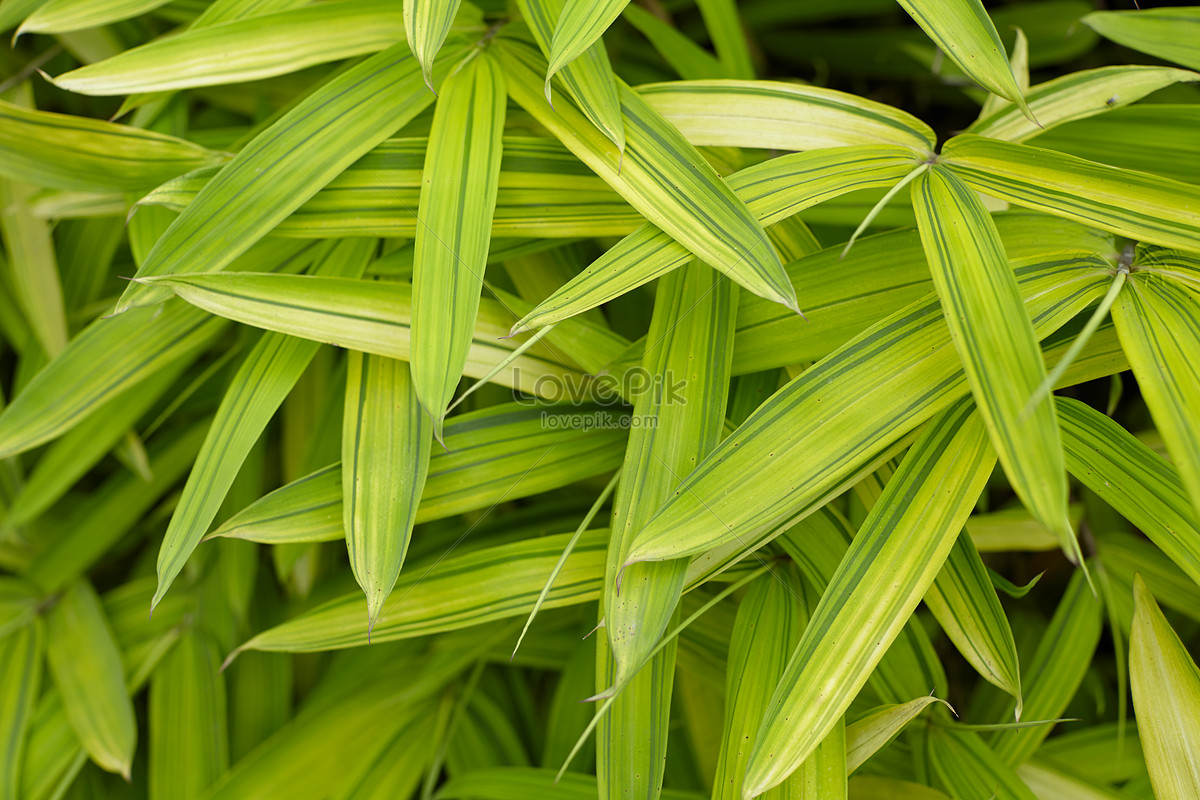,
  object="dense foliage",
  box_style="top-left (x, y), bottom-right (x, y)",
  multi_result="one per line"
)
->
top-left (1, 0), bottom-right (1200, 797)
